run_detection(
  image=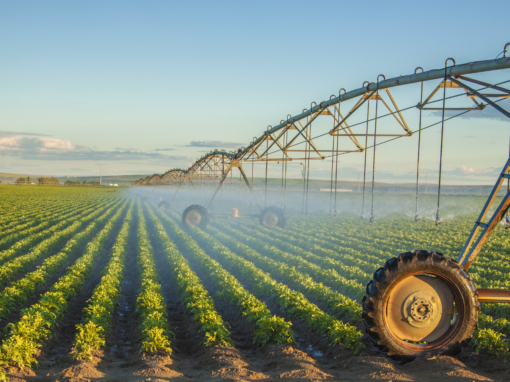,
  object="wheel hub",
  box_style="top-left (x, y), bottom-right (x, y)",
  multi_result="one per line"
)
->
top-left (411, 300), bottom-right (432, 321)
top-left (186, 210), bottom-right (202, 226)
top-left (386, 275), bottom-right (454, 342)
top-left (404, 292), bottom-right (438, 326)
top-left (263, 212), bottom-right (278, 227)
